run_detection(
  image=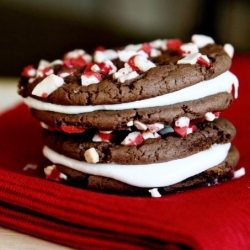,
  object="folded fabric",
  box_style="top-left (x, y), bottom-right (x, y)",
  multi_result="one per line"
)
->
top-left (0, 54), bottom-right (249, 250)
